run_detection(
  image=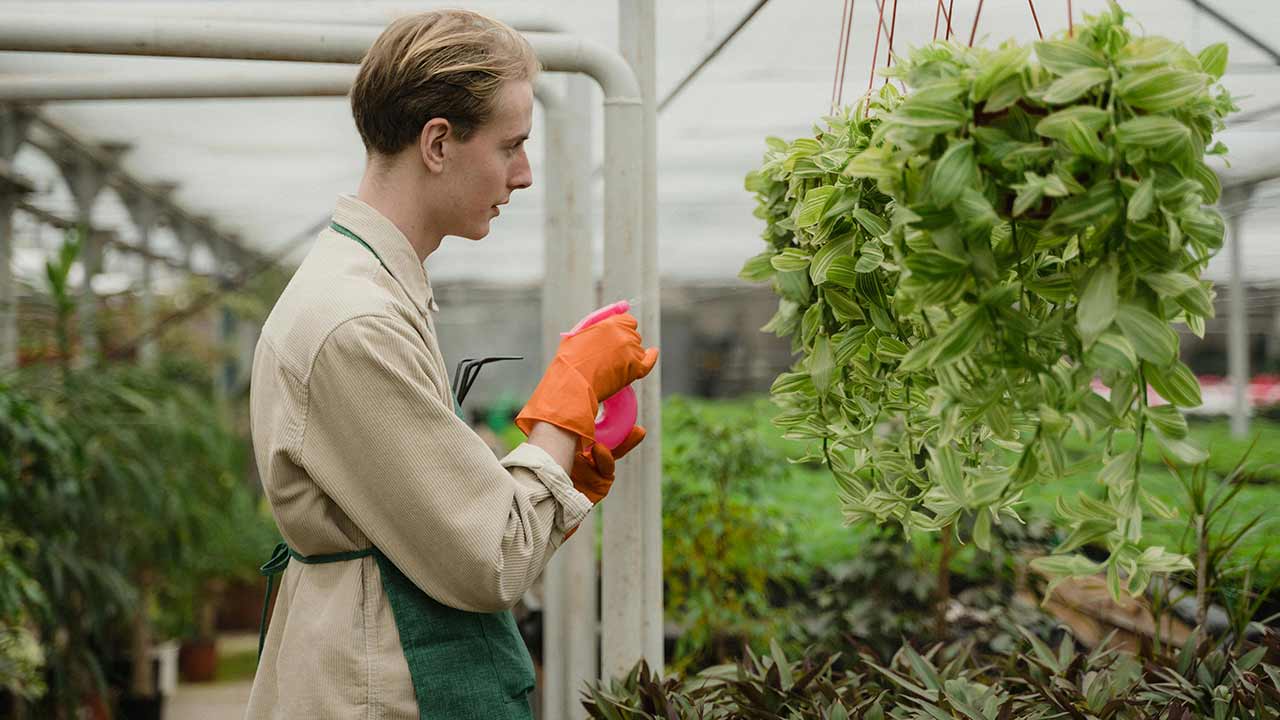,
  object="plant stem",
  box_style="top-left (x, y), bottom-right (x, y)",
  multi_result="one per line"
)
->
top-left (130, 568), bottom-right (156, 697)
top-left (1196, 512), bottom-right (1209, 630)
top-left (936, 523), bottom-right (954, 638)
